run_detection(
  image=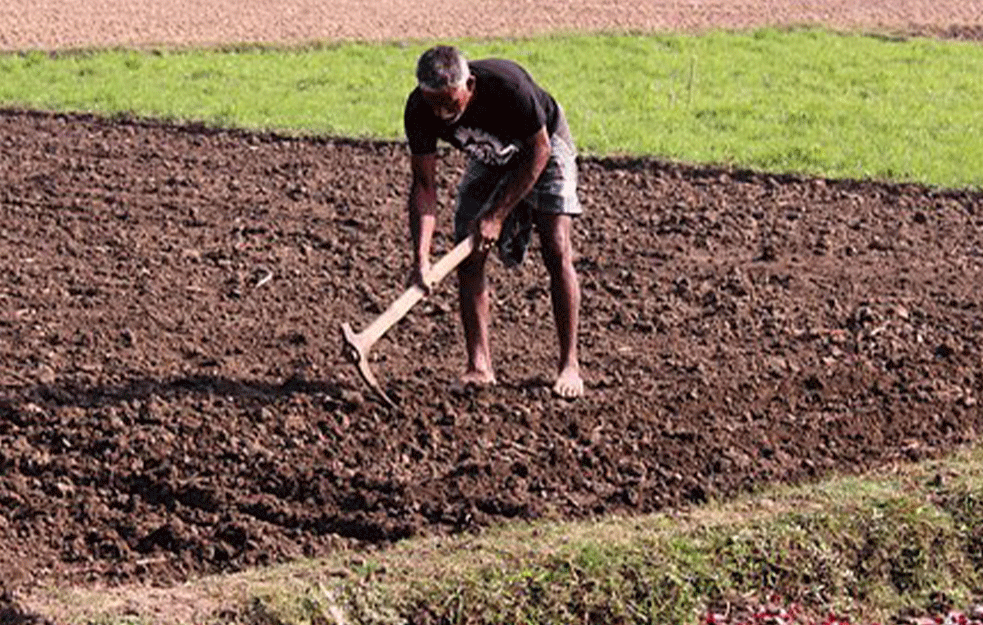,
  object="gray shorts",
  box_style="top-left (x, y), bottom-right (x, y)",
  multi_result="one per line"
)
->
top-left (454, 112), bottom-right (582, 248)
